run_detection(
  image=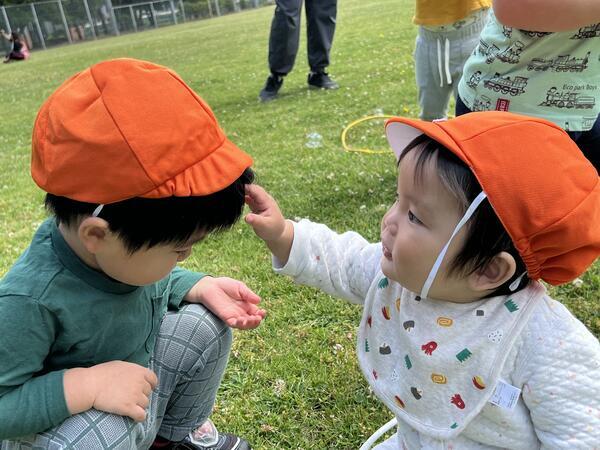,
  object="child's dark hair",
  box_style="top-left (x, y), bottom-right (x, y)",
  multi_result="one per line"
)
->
top-left (45, 168), bottom-right (254, 253)
top-left (400, 135), bottom-right (529, 296)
